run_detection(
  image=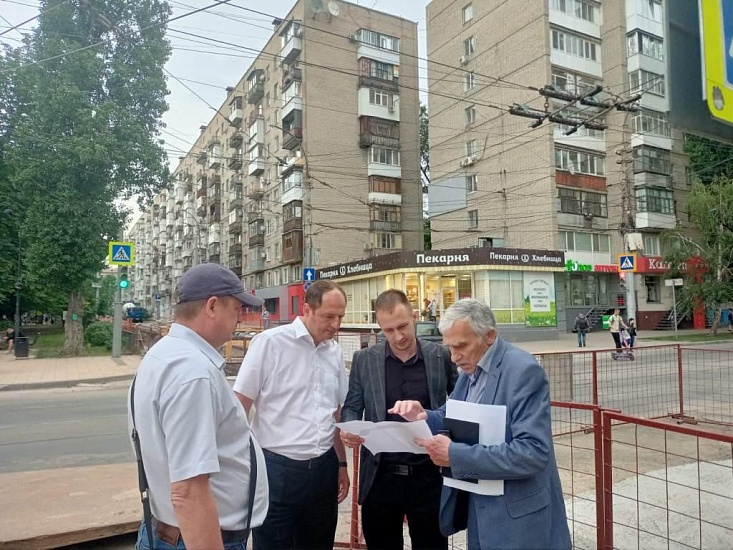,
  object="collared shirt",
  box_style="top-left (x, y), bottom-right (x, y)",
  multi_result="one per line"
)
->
top-left (233, 317), bottom-right (348, 460)
top-left (466, 342), bottom-right (497, 403)
top-left (128, 323), bottom-right (269, 531)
